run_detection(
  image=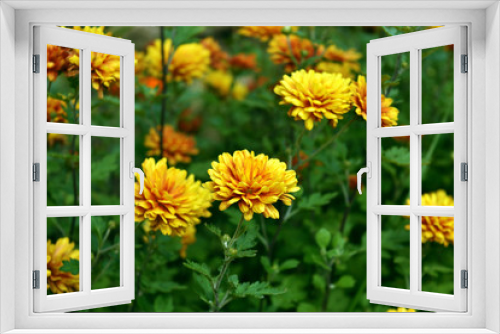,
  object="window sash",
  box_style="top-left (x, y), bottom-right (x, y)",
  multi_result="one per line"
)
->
top-left (33, 25), bottom-right (136, 313)
top-left (366, 26), bottom-right (467, 312)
